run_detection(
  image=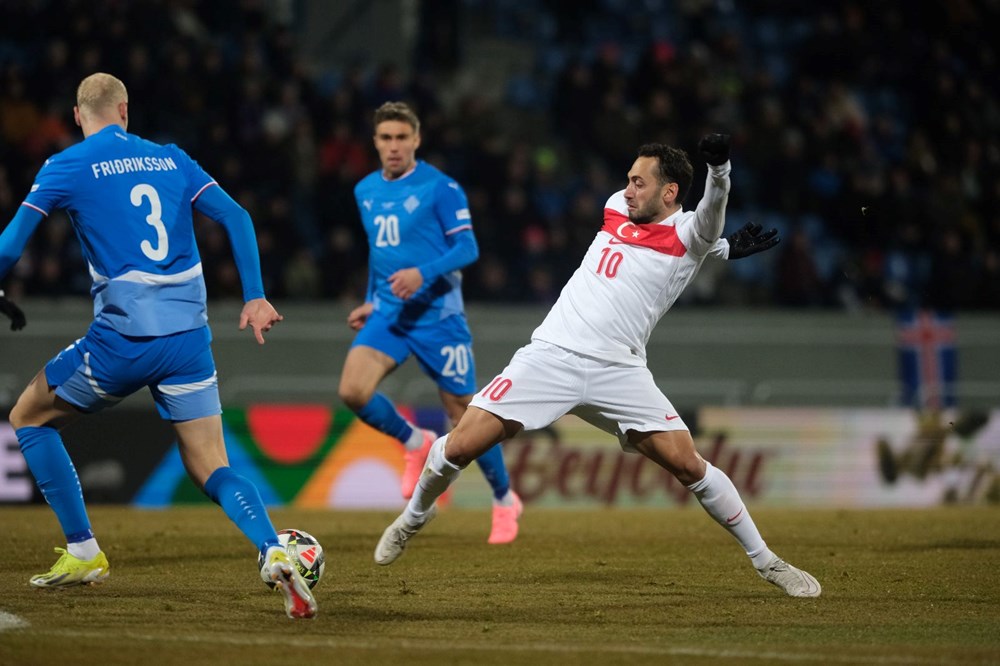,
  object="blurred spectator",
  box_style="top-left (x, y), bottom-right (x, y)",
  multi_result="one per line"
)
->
top-left (1, 0), bottom-right (998, 312)
top-left (775, 228), bottom-right (825, 307)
